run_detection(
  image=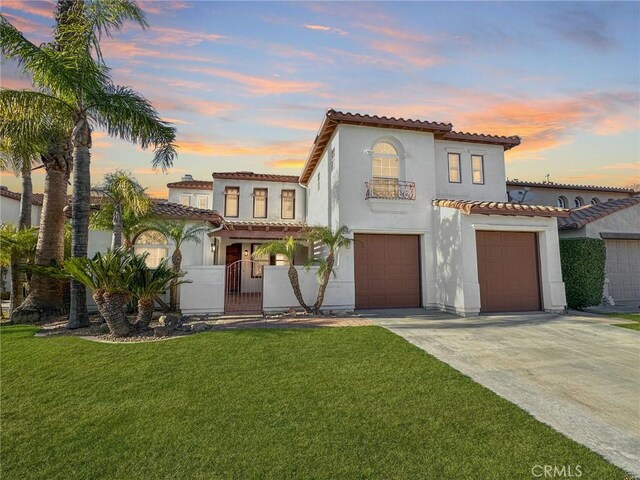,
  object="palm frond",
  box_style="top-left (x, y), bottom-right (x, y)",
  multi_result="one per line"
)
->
top-left (252, 237), bottom-right (300, 263)
top-left (92, 169), bottom-right (151, 216)
top-left (89, 85), bottom-right (177, 171)
top-left (146, 220), bottom-right (211, 247)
